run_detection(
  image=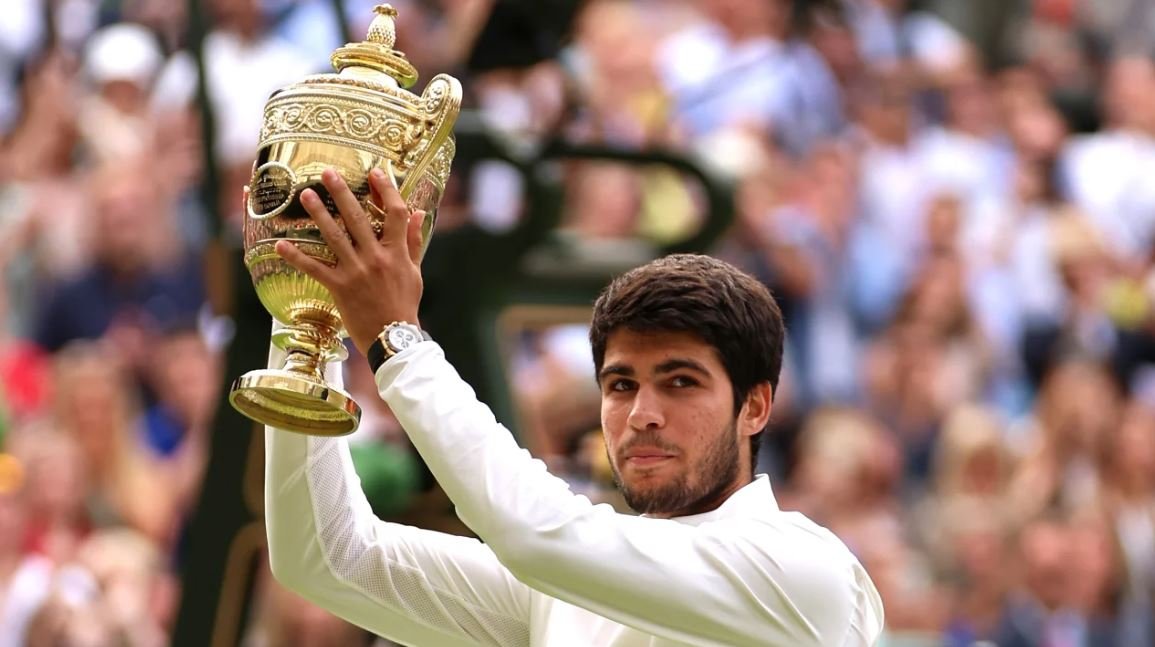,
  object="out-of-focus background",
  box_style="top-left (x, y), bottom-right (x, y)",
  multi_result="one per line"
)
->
top-left (1, 0), bottom-right (1154, 645)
